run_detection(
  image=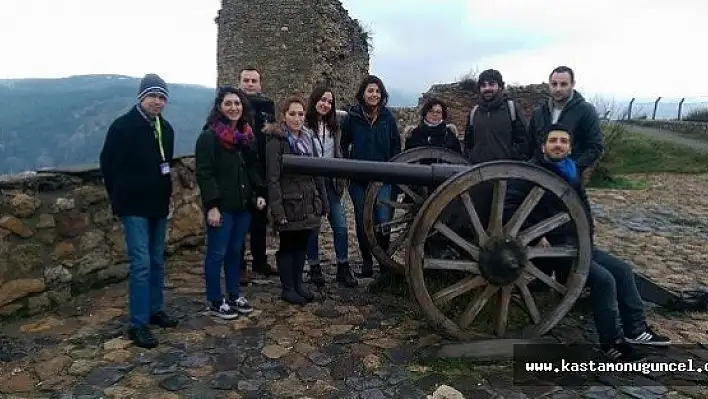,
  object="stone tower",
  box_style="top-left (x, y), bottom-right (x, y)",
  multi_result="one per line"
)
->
top-left (215, 0), bottom-right (370, 107)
